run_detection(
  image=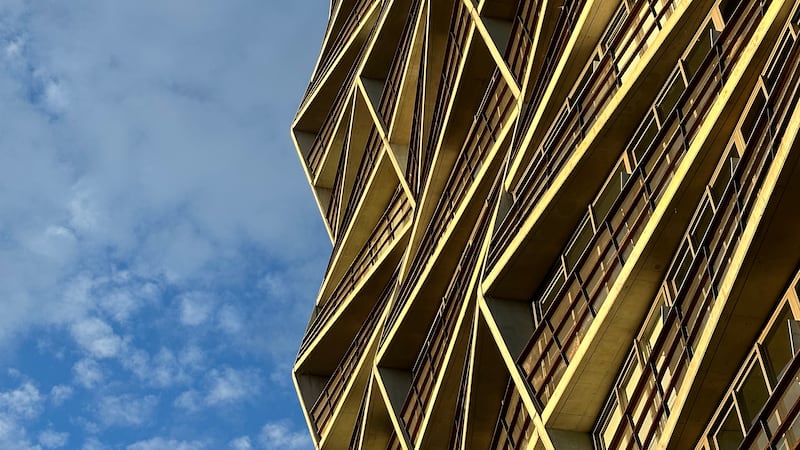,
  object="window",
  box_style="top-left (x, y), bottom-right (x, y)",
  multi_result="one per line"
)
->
top-left (593, 159), bottom-right (630, 224)
top-left (736, 361), bottom-right (770, 426)
top-left (656, 72), bottom-right (686, 122)
top-left (764, 305), bottom-right (794, 383)
top-left (713, 402), bottom-right (743, 449)
top-left (683, 23), bottom-right (718, 82)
